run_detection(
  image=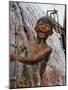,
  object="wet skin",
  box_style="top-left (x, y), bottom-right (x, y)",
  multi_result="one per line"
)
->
top-left (10, 22), bottom-right (52, 64)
